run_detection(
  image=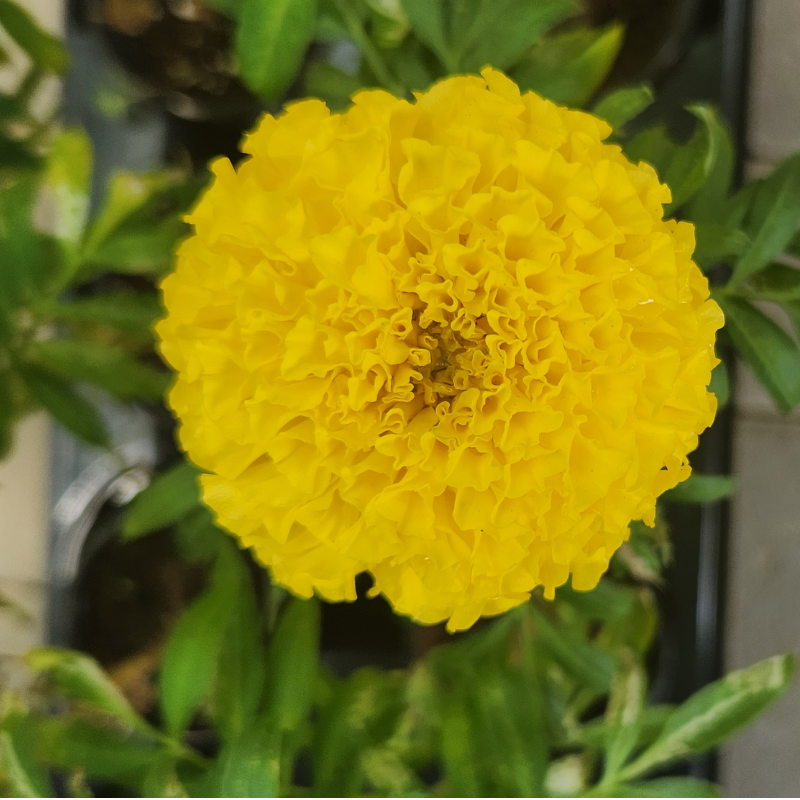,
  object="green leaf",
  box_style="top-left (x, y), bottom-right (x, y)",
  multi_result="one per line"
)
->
top-left (781, 299), bottom-right (800, 338)
top-left (42, 129), bottom-right (92, 273)
top-left (265, 597), bottom-right (320, 732)
top-left (744, 262), bottom-right (800, 301)
top-left (37, 718), bottom-right (162, 790)
top-left (400, 0), bottom-right (453, 71)
top-left (663, 474), bottom-right (738, 504)
top-left (84, 222), bottom-right (184, 276)
top-left (366, 0), bottom-right (410, 48)
top-left (531, 606), bottom-right (618, 694)
top-left (122, 461), bottom-right (202, 539)
top-left (313, 669), bottom-right (405, 796)
top-left (159, 541), bottom-right (242, 737)
top-left (16, 364), bottom-right (109, 448)
top-left (438, 686), bottom-right (483, 797)
top-left (716, 294), bottom-right (800, 412)
top-left (0, 713), bottom-right (53, 798)
top-left (620, 654), bottom-right (794, 780)
top-left (557, 577), bottom-right (638, 623)
top-left (730, 152), bottom-right (800, 287)
top-left (0, 131), bottom-right (39, 170)
top-left (303, 61), bottom-right (361, 110)
top-left (686, 115), bottom-right (735, 224)
top-left (664, 105), bottom-right (727, 215)
top-left (42, 292), bottom-right (163, 339)
top-left (609, 777), bottom-right (721, 797)
top-left (28, 339), bottom-right (169, 401)
top-left (0, 372), bottom-right (13, 459)
top-left (512, 24), bottom-right (624, 108)
top-left (709, 359), bottom-right (730, 409)
top-left (602, 660), bottom-right (646, 782)
top-left (0, 0), bottom-right (69, 73)
top-left (624, 125), bottom-right (676, 178)
top-left (692, 222), bottom-right (750, 271)
top-left (173, 507), bottom-right (225, 562)
top-left (26, 648), bottom-right (144, 731)
top-left (457, 0), bottom-right (580, 75)
top-left (214, 558), bottom-right (267, 743)
top-left (236, 0), bottom-right (319, 102)
top-left (203, 723), bottom-right (281, 798)
top-left (592, 84), bottom-right (654, 131)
